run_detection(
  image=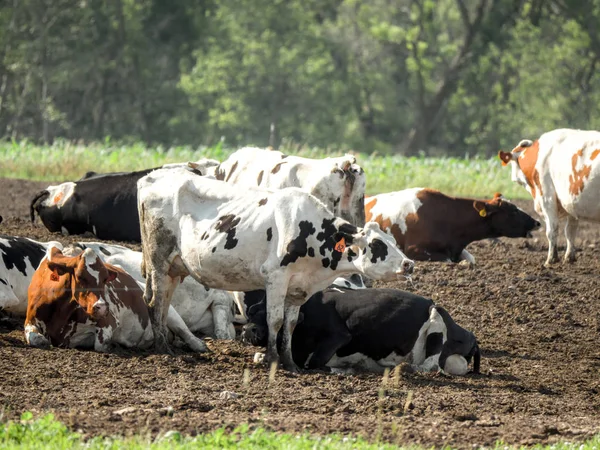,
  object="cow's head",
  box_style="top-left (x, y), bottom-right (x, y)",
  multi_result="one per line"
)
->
top-left (435, 306), bottom-right (480, 376)
top-left (344, 222), bottom-right (414, 281)
top-left (472, 193), bottom-right (540, 238)
top-left (498, 139), bottom-right (540, 196)
top-left (314, 155), bottom-right (366, 227)
top-left (44, 246), bottom-right (118, 320)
